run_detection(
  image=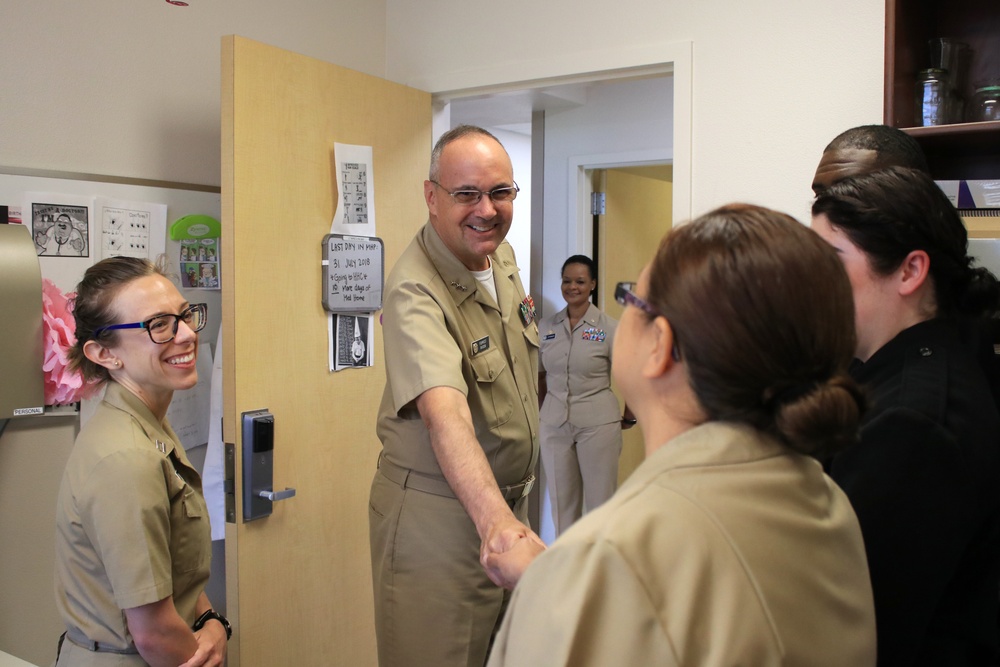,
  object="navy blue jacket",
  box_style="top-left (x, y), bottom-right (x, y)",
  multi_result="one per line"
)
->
top-left (830, 318), bottom-right (1000, 667)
